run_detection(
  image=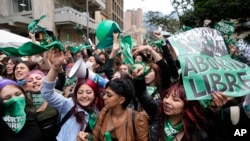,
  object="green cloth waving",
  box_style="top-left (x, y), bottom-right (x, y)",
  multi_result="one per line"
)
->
top-left (96, 20), bottom-right (122, 49)
top-left (28, 15), bottom-right (46, 33)
top-left (120, 35), bottom-right (134, 66)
